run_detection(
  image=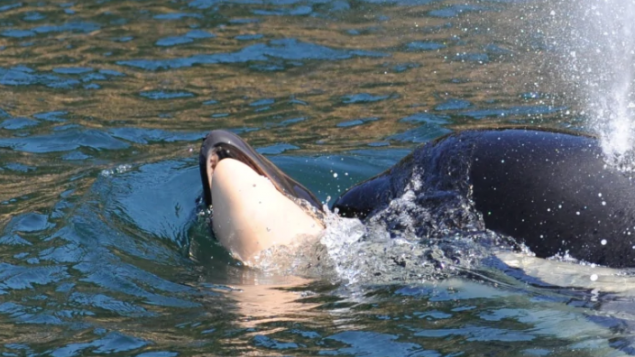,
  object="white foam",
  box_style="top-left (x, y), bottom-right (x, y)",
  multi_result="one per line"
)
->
top-left (563, 0), bottom-right (635, 166)
top-left (319, 205), bottom-right (367, 284)
top-left (100, 164), bottom-right (133, 176)
top-left (496, 251), bottom-right (635, 294)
